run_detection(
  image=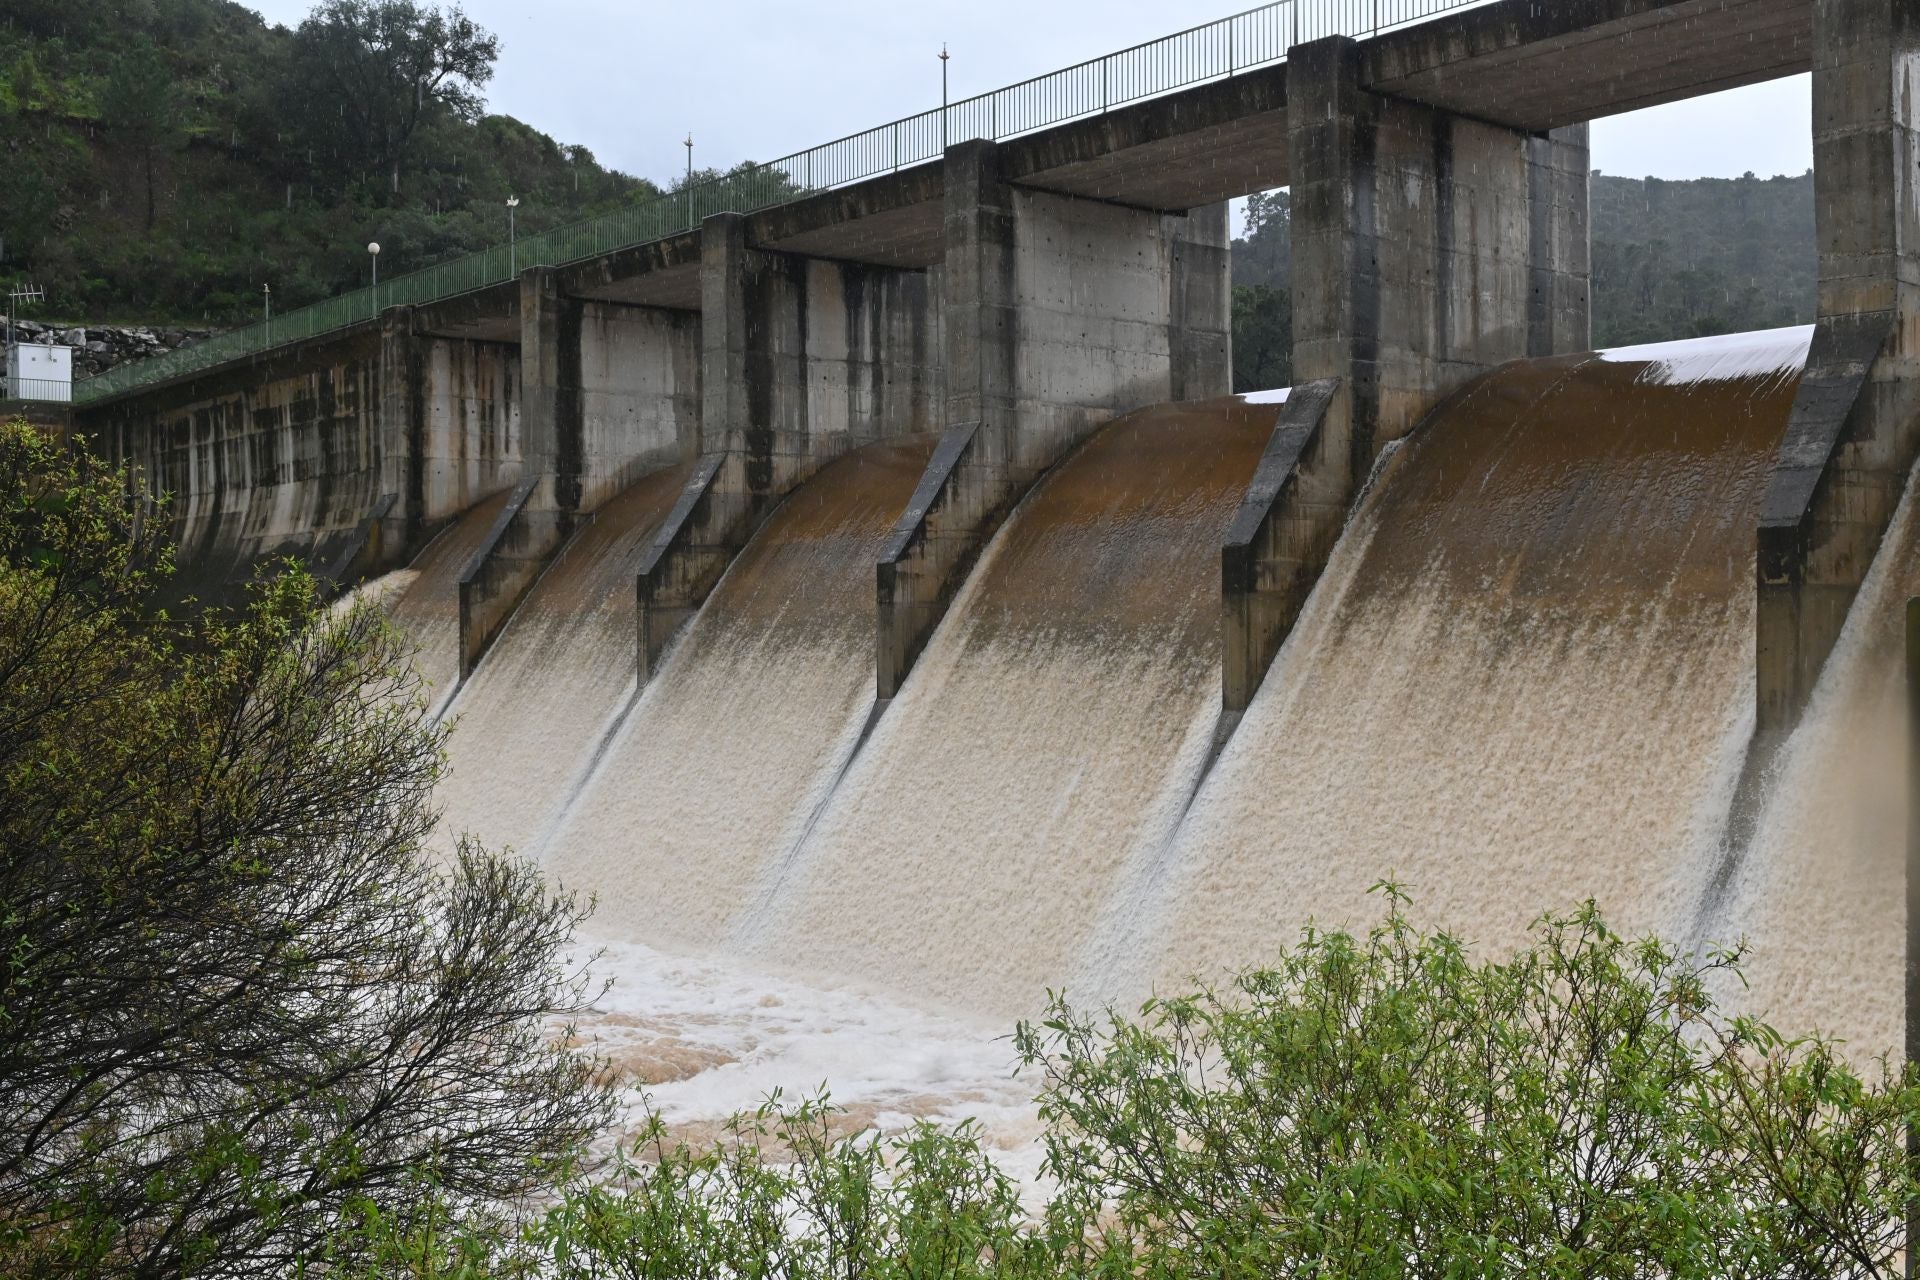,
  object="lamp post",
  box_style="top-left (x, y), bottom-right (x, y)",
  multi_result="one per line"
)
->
top-left (367, 242), bottom-right (381, 318)
top-left (263, 282), bottom-right (272, 345)
top-left (506, 195), bottom-right (520, 275)
top-left (684, 133), bottom-right (694, 228)
top-left (940, 43), bottom-right (950, 152)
